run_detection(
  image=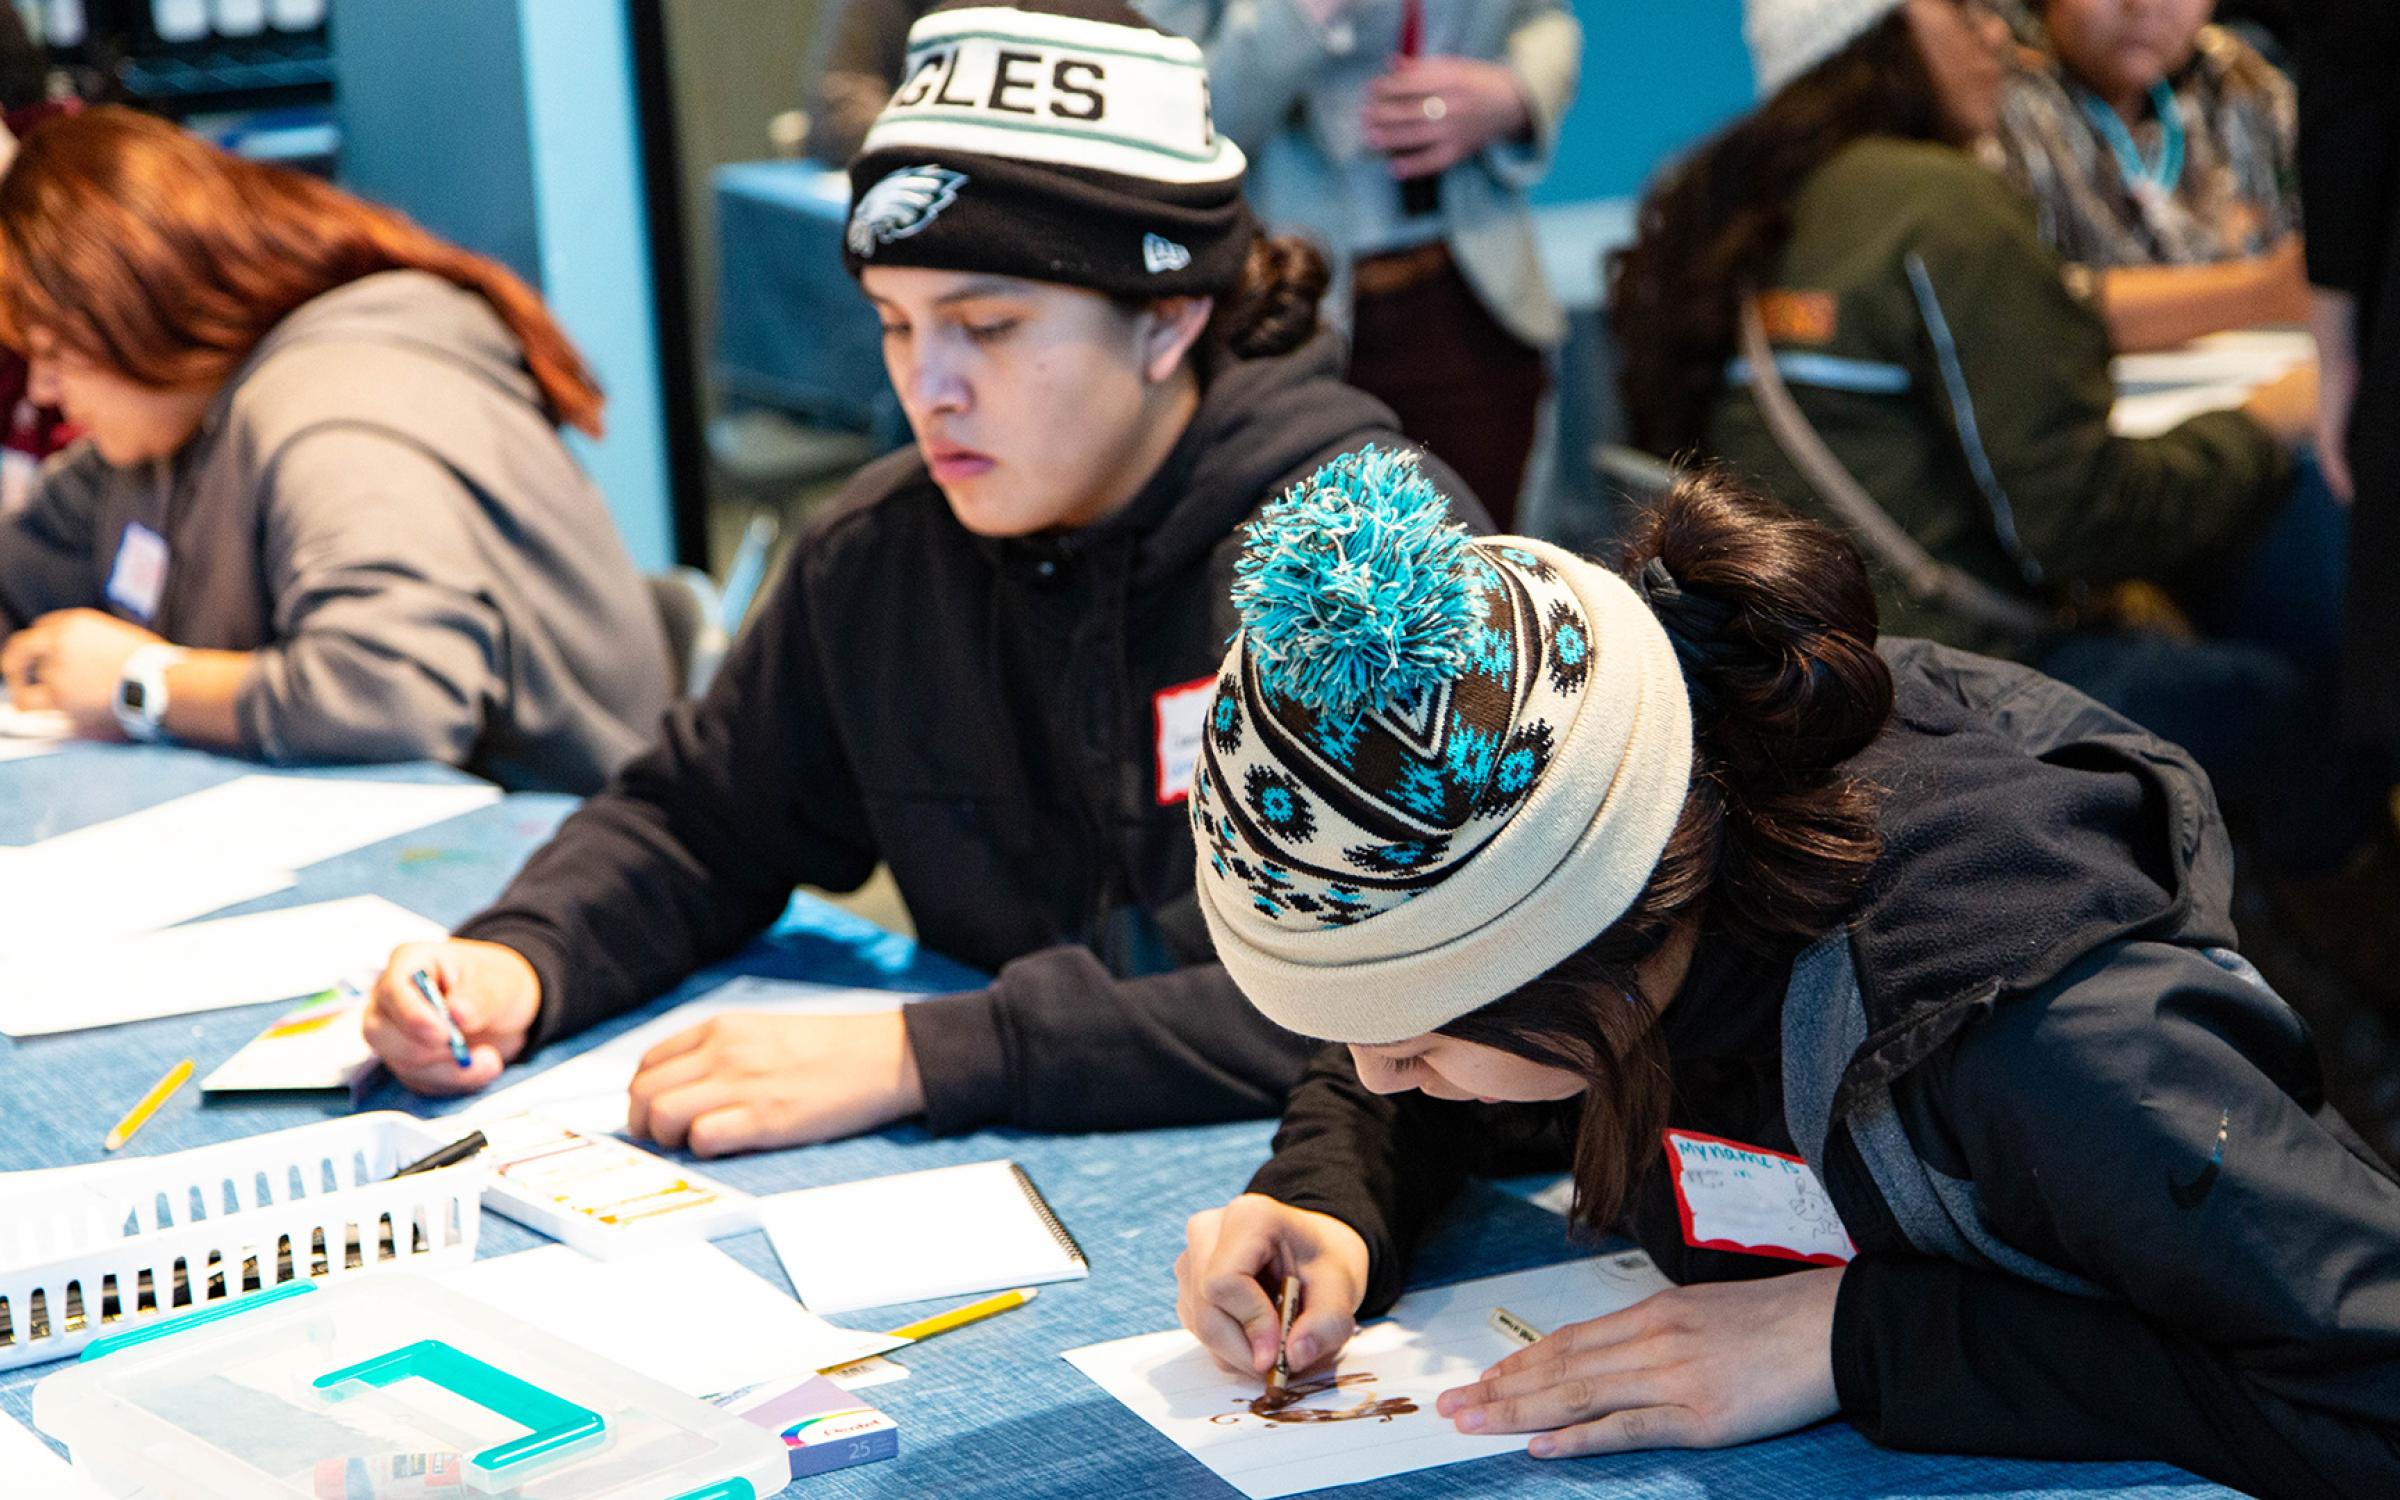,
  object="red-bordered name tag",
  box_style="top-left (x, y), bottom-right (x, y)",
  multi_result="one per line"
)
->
top-left (1153, 675), bottom-right (1215, 806)
top-left (1662, 1128), bottom-right (1854, 1267)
